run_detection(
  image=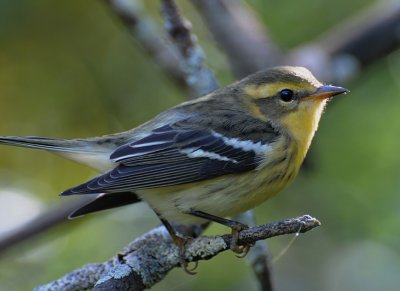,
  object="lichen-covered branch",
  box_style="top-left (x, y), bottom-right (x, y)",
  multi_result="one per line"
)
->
top-left (35, 215), bottom-right (320, 291)
top-left (160, 0), bottom-right (219, 97)
top-left (104, 0), bottom-right (218, 97)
